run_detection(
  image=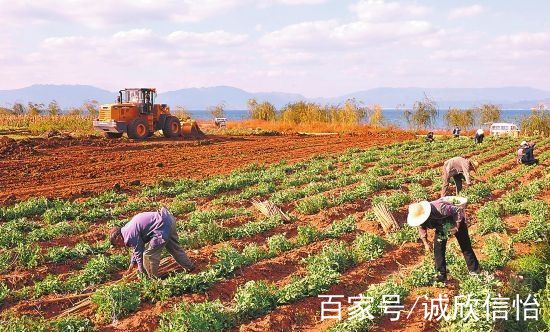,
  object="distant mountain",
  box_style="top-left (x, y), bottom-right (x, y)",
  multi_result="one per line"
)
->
top-left (324, 87), bottom-right (550, 109)
top-left (158, 86), bottom-right (304, 109)
top-left (0, 84), bottom-right (114, 108)
top-left (0, 84), bottom-right (549, 110)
